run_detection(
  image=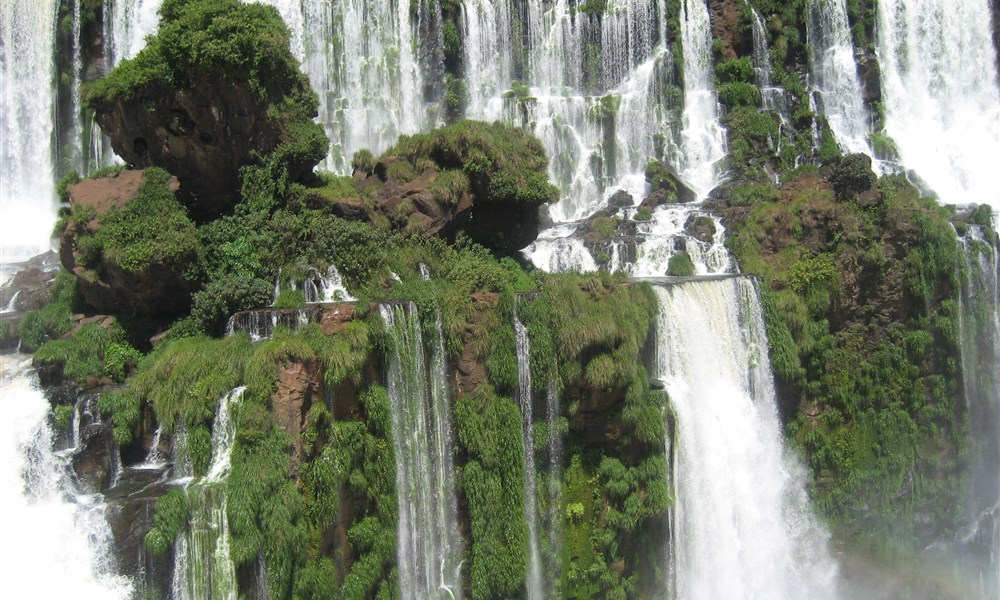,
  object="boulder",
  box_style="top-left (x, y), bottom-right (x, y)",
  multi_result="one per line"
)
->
top-left (0, 251), bottom-right (60, 312)
top-left (59, 170), bottom-right (202, 318)
top-left (643, 161), bottom-right (698, 206)
top-left (92, 79), bottom-right (296, 220)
